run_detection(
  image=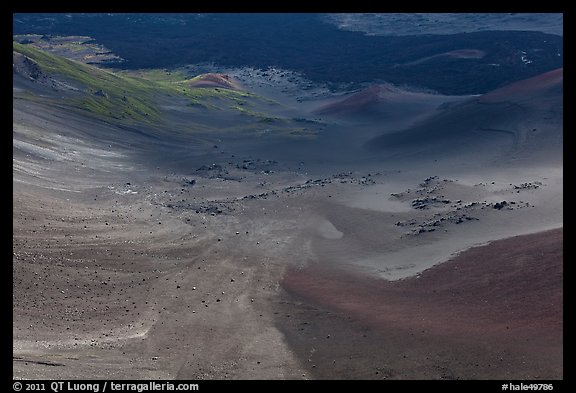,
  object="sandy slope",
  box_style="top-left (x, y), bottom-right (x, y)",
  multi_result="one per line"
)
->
top-left (13, 66), bottom-right (562, 379)
top-left (281, 228), bottom-right (562, 379)
top-left (188, 73), bottom-right (243, 90)
top-left (311, 84), bottom-right (467, 122)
